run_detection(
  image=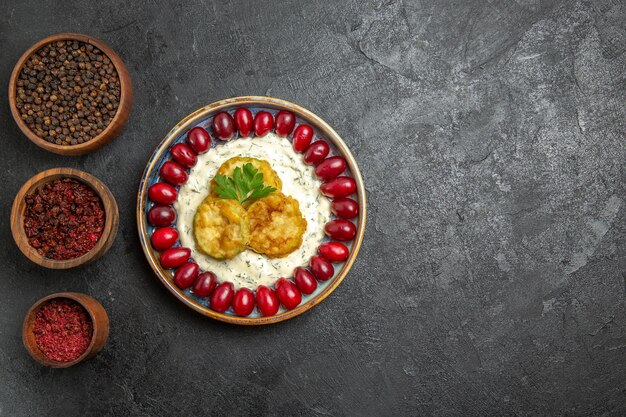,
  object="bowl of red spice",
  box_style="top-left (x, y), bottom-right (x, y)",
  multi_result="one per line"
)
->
top-left (10, 167), bottom-right (119, 269)
top-left (22, 292), bottom-right (109, 368)
top-left (8, 33), bottom-right (132, 156)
